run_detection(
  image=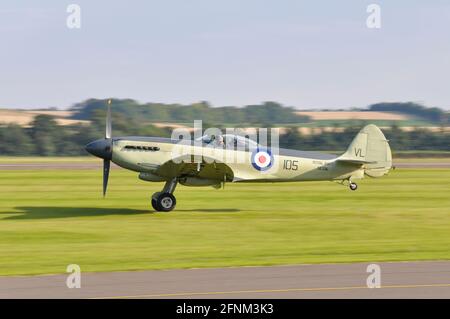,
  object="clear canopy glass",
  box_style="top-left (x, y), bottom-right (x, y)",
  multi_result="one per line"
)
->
top-left (196, 133), bottom-right (260, 149)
